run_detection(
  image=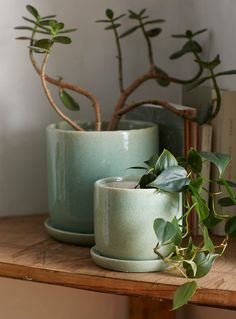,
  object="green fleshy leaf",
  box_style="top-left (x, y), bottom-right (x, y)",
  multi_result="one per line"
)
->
top-left (185, 77), bottom-right (210, 91)
top-left (53, 36), bottom-right (71, 44)
top-left (34, 38), bottom-right (52, 50)
top-left (106, 8), bottom-right (114, 20)
top-left (26, 5), bottom-right (39, 19)
top-left (14, 26), bottom-right (34, 31)
top-left (155, 66), bottom-right (170, 86)
top-left (199, 151), bottom-right (231, 177)
top-left (225, 216), bottom-right (236, 237)
top-left (113, 14), bottom-right (126, 22)
top-left (143, 19), bottom-right (165, 26)
top-left (59, 89), bottom-right (80, 111)
top-left (215, 70), bottom-right (236, 77)
top-left (22, 16), bottom-right (36, 24)
top-left (149, 166), bottom-right (189, 192)
top-left (119, 25), bottom-right (140, 38)
top-left (146, 28), bottom-right (162, 37)
top-left (15, 36), bottom-right (32, 40)
top-left (154, 149), bottom-right (178, 175)
top-left (192, 28), bottom-right (208, 36)
top-left (58, 28), bottom-right (77, 34)
top-left (153, 218), bottom-right (176, 245)
top-left (172, 281), bottom-right (197, 310)
top-left (105, 23), bottom-right (121, 30)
